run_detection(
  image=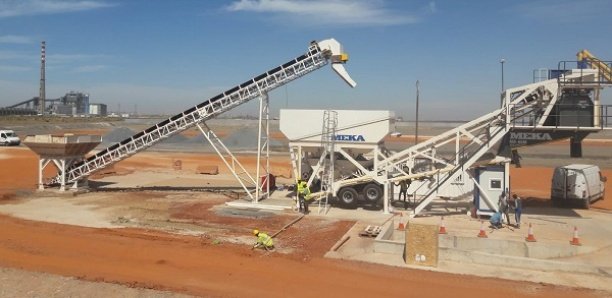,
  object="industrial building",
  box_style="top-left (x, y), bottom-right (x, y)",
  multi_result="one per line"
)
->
top-left (50, 91), bottom-right (90, 115)
top-left (0, 41), bottom-right (108, 117)
top-left (88, 103), bottom-right (108, 116)
top-left (1, 92), bottom-right (110, 117)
